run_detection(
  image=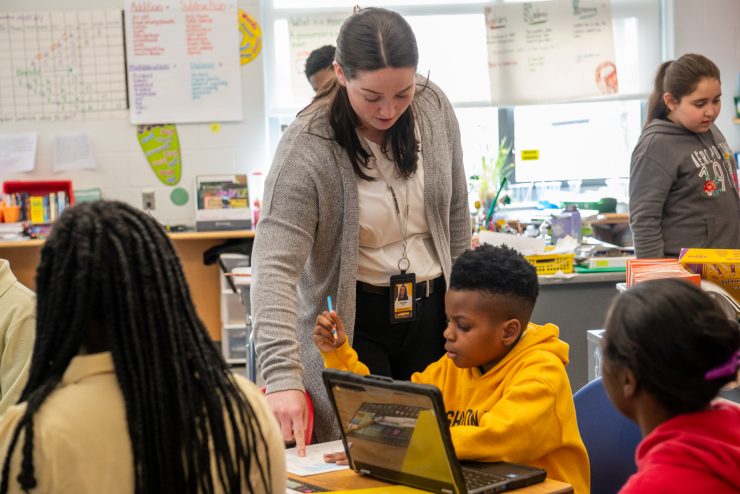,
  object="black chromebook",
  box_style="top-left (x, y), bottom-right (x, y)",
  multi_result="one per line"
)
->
top-left (322, 369), bottom-right (547, 494)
